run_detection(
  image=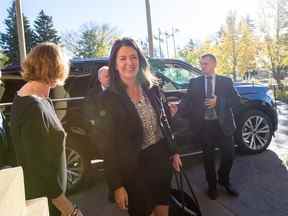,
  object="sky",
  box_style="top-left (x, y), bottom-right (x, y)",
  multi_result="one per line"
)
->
top-left (1, 0), bottom-right (263, 50)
